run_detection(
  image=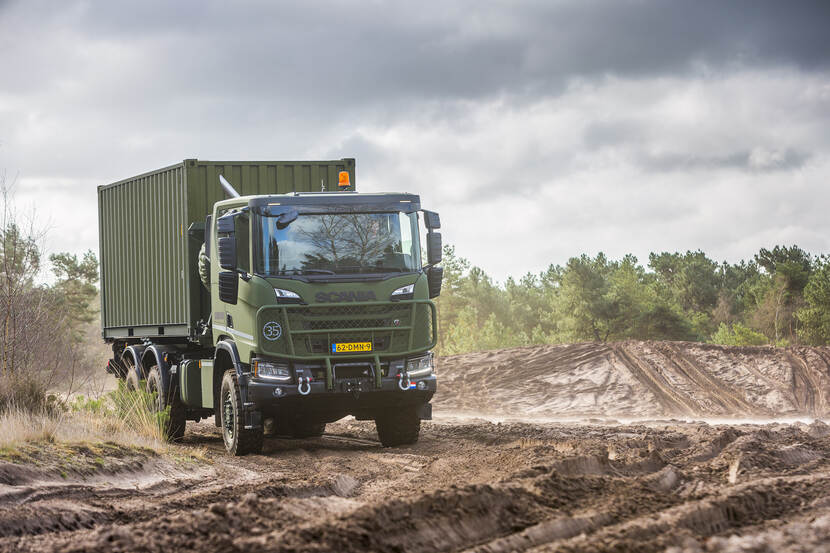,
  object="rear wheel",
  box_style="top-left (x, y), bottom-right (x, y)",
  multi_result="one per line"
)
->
top-left (146, 365), bottom-right (186, 441)
top-left (375, 405), bottom-right (421, 447)
top-left (125, 357), bottom-right (141, 391)
top-left (220, 370), bottom-right (263, 456)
